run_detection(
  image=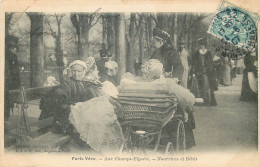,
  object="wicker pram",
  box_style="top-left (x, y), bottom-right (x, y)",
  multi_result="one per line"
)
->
top-left (117, 88), bottom-right (184, 154)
